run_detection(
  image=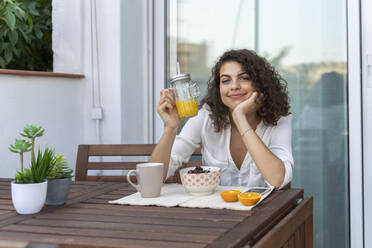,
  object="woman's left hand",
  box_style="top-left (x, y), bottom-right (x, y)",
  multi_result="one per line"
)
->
top-left (232, 91), bottom-right (262, 119)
